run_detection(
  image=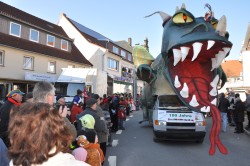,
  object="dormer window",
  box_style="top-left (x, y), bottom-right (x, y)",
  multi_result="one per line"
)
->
top-left (47, 35), bottom-right (55, 47)
top-left (29, 29), bottom-right (39, 42)
top-left (113, 46), bottom-right (119, 54)
top-left (10, 22), bottom-right (21, 37)
top-left (121, 50), bottom-right (126, 58)
top-left (61, 39), bottom-right (68, 51)
top-left (128, 53), bottom-right (132, 61)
